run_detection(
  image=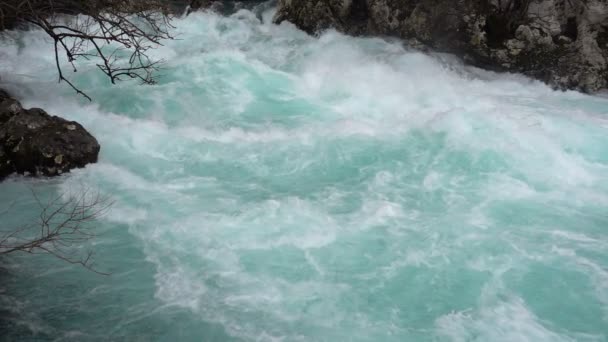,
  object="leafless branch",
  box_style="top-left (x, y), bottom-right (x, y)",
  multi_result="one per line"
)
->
top-left (0, 0), bottom-right (175, 100)
top-left (0, 188), bottom-right (113, 275)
